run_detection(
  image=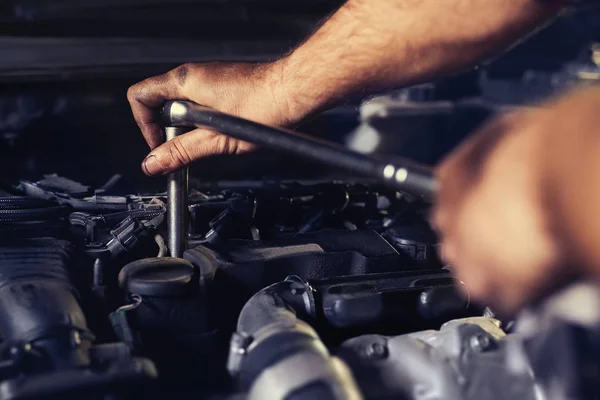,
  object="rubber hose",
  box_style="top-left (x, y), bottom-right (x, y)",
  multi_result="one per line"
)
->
top-left (0, 238), bottom-right (93, 372)
top-left (69, 208), bottom-right (164, 228)
top-left (0, 206), bottom-right (70, 222)
top-left (233, 277), bottom-right (363, 400)
top-left (0, 196), bottom-right (56, 210)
